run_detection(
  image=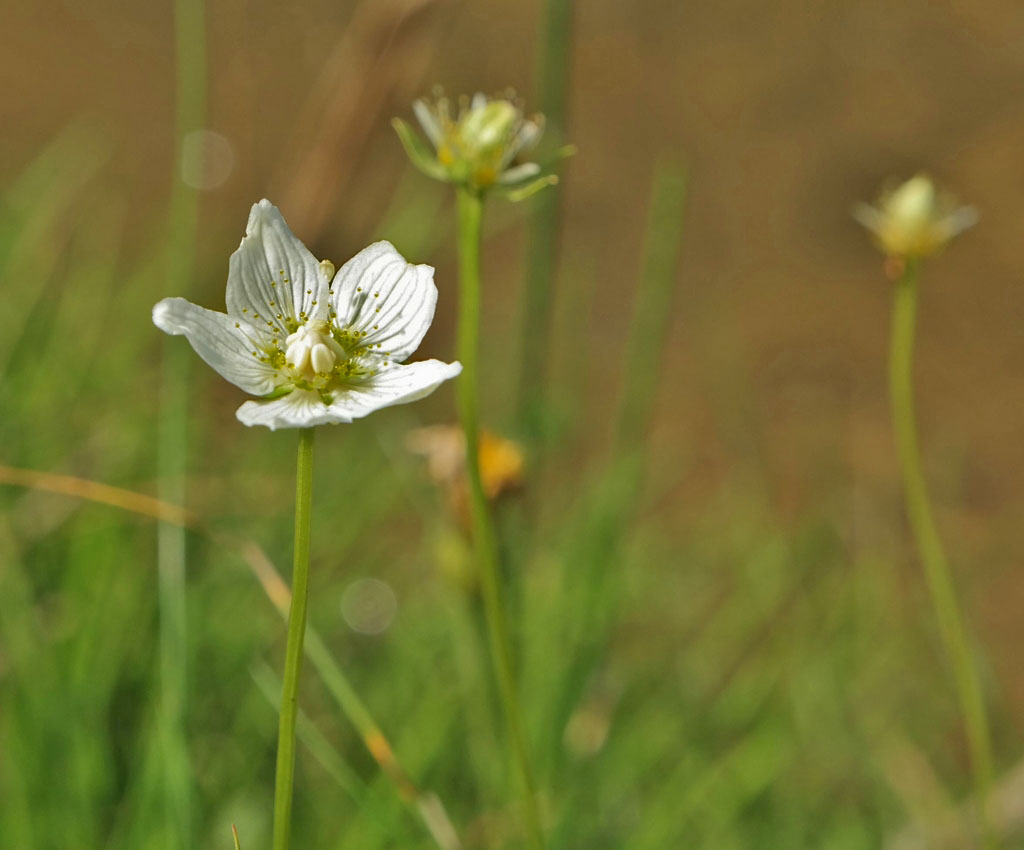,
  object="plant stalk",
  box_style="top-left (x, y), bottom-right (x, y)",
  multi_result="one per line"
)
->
top-left (889, 260), bottom-right (997, 848)
top-left (272, 427), bottom-right (316, 850)
top-left (455, 186), bottom-right (544, 850)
